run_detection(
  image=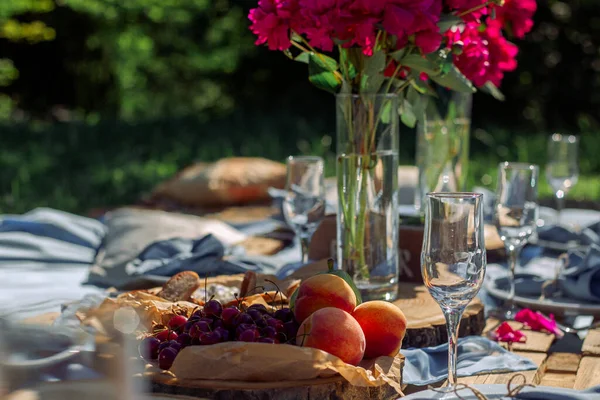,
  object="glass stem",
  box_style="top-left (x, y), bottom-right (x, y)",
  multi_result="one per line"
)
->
top-left (506, 244), bottom-right (519, 312)
top-left (444, 307), bottom-right (464, 387)
top-left (300, 236), bottom-right (310, 264)
top-left (556, 190), bottom-right (565, 223)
